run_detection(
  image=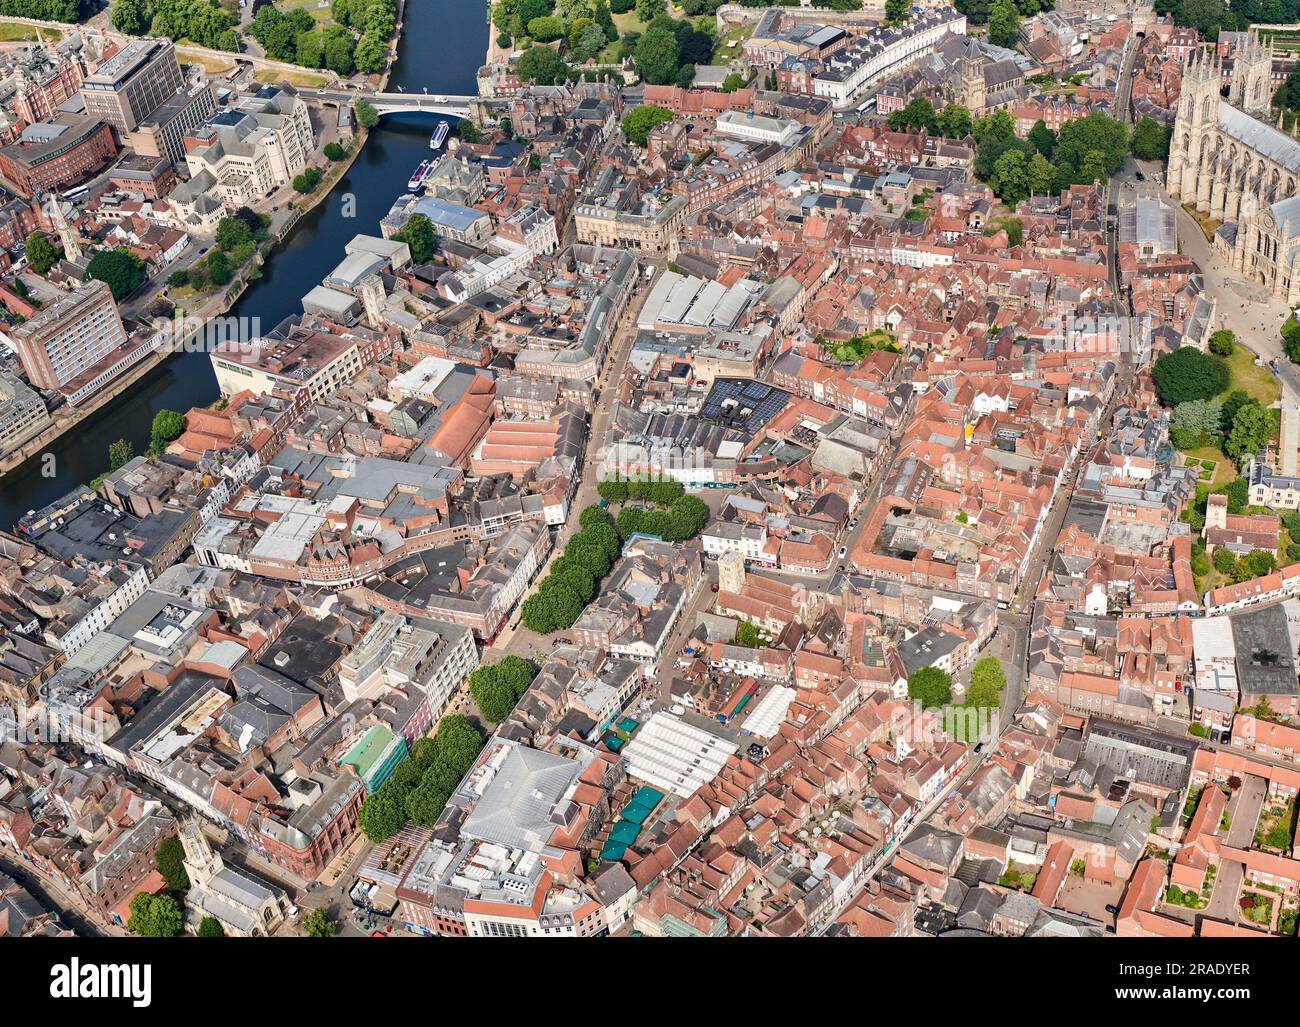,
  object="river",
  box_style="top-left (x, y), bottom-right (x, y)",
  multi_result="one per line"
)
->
top-left (0, 0), bottom-right (488, 529)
